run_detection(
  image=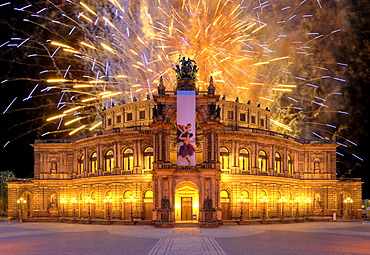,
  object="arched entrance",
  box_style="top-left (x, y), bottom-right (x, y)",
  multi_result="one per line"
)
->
top-left (143, 190), bottom-right (153, 220)
top-left (175, 182), bottom-right (199, 222)
top-left (220, 190), bottom-right (230, 220)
